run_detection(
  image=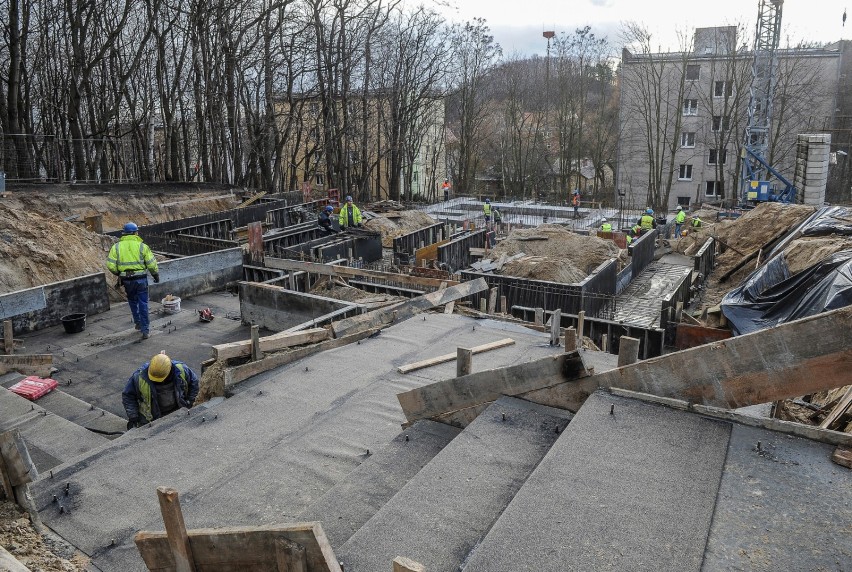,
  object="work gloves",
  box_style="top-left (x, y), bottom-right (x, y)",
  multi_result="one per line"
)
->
top-left (151, 273), bottom-right (160, 283)
top-left (126, 418), bottom-right (141, 430)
